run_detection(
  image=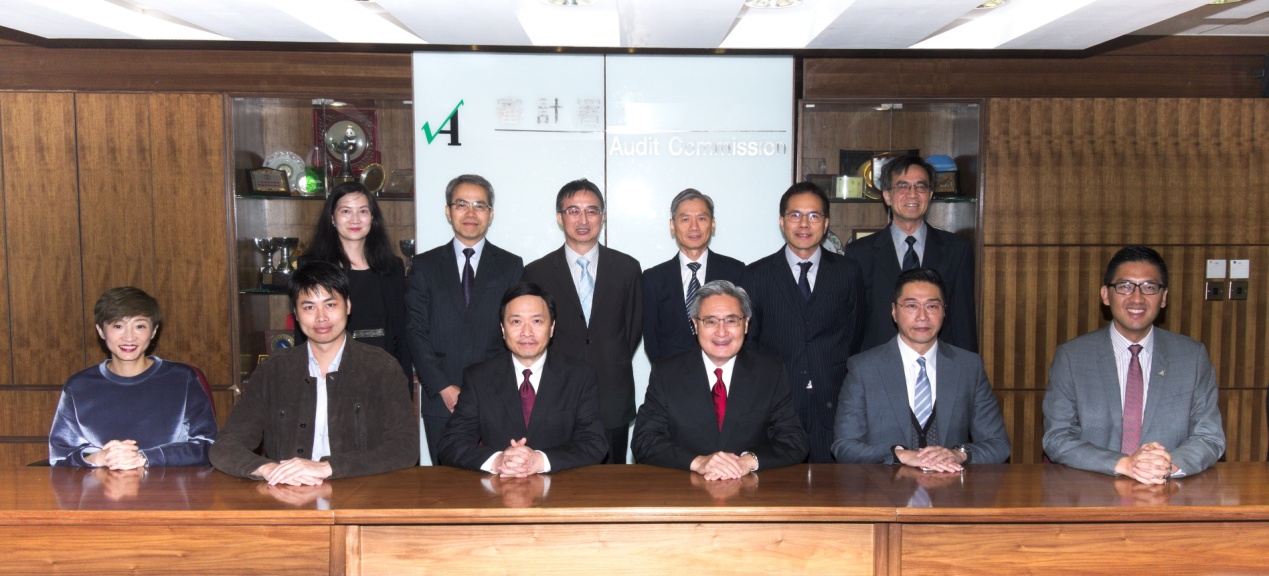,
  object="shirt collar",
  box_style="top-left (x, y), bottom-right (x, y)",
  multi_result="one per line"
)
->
top-left (306, 334), bottom-right (348, 376)
top-left (453, 236), bottom-right (487, 258)
top-left (783, 244), bottom-right (822, 268)
top-left (896, 337), bottom-right (938, 370)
